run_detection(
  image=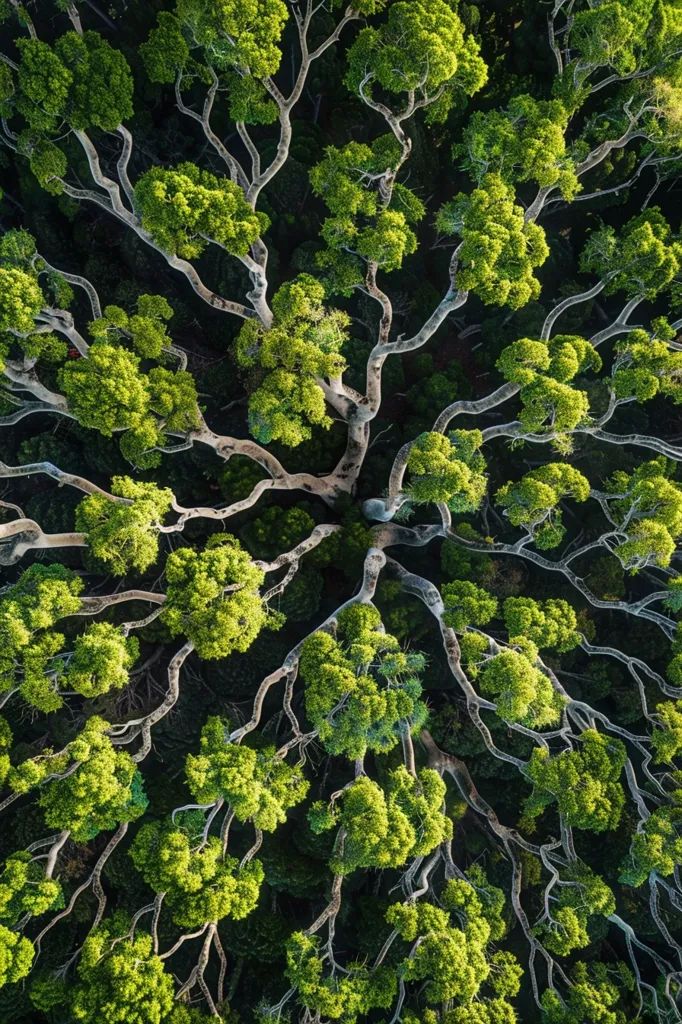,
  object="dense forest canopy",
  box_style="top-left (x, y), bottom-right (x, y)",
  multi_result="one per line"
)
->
top-left (0, 0), bottom-right (681, 1021)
